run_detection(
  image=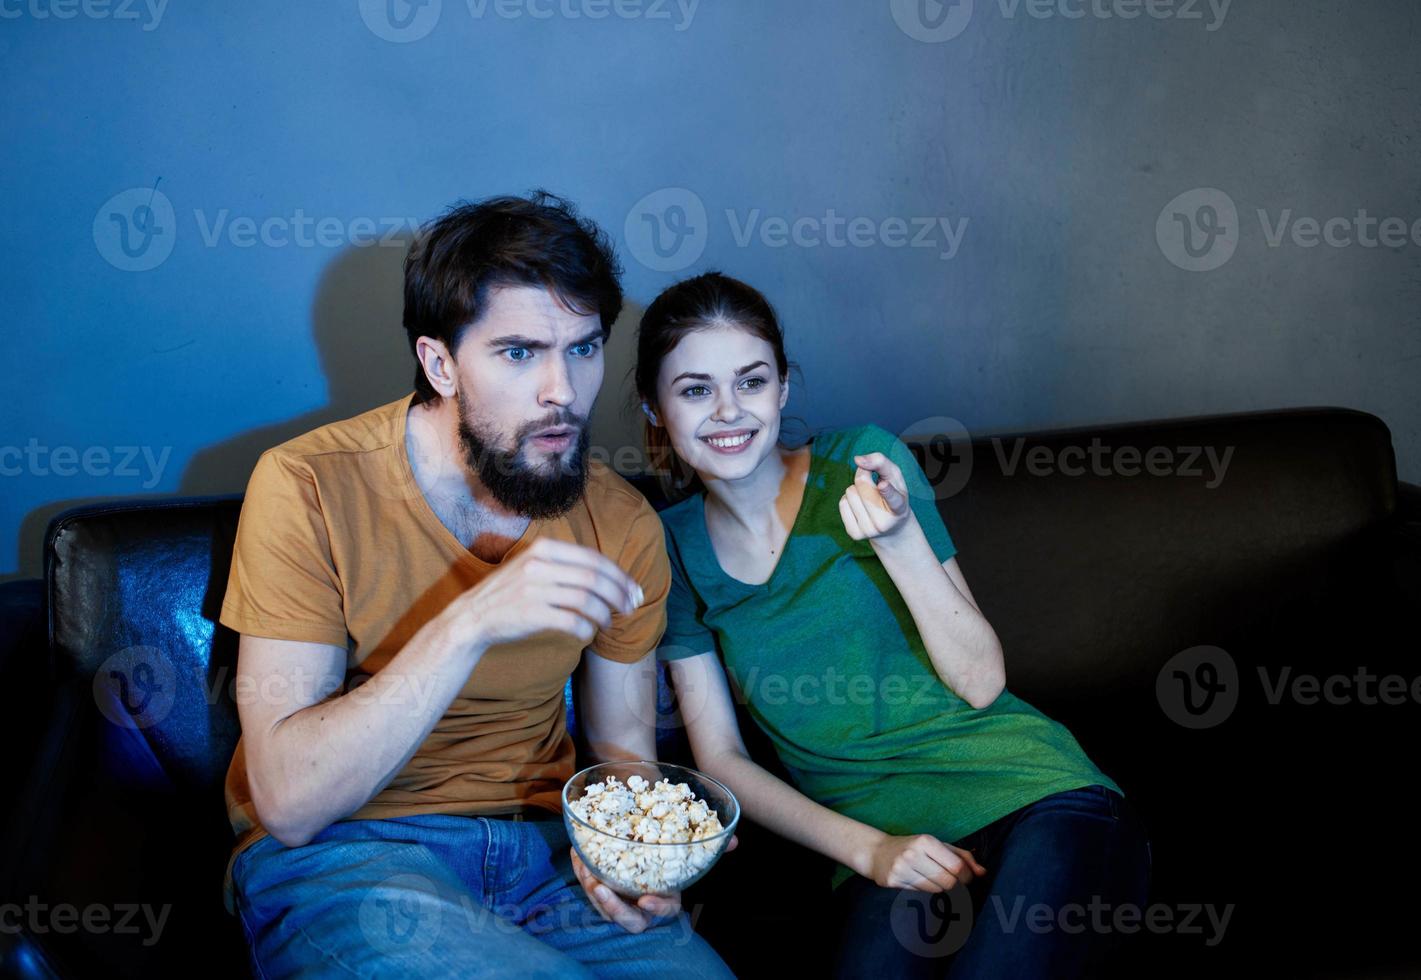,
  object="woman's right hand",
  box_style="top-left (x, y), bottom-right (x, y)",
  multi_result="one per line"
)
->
top-left (865, 833), bottom-right (988, 892)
